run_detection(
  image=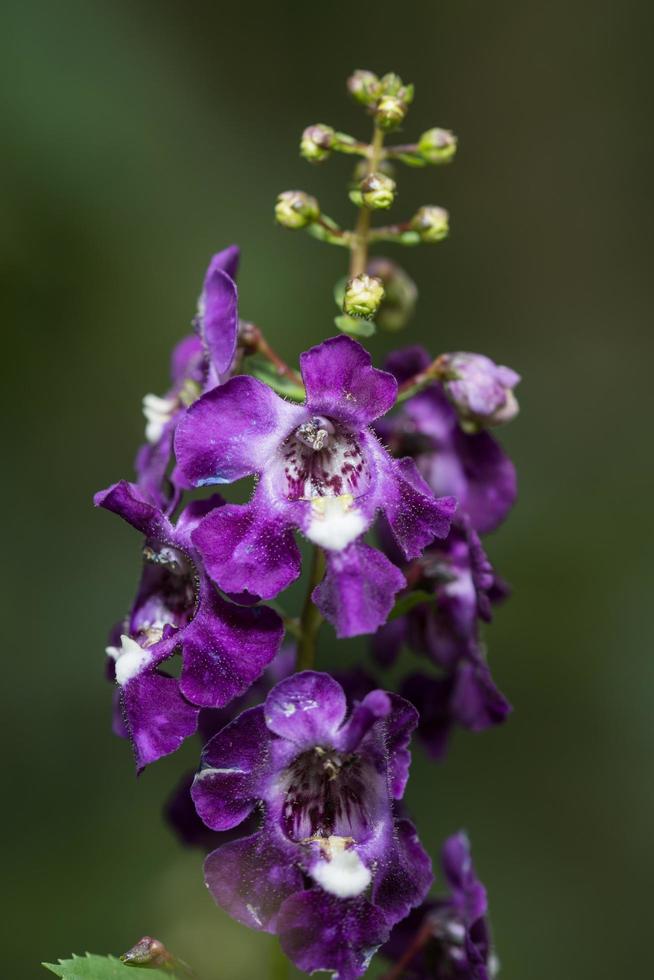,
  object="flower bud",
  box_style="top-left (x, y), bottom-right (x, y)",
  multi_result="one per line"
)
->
top-left (440, 352), bottom-right (521, 431)
top-left (300, 123), bottom-right (335, 163)
top-left (410, 205), bottom-right (450, 242)
top-left (417, 127), bottom-right (458, 164)
top-left (343, 273), bottom-right (385, 318)
top-left (360, 171), bottom-right (396, 210)
top-left (347, 69), bottom-right (381, 105)
top-left (379, 73), bottom-right (414, 104)
top-left (275, 190), bottom-right (320, 229)
top-left (375, 95), bottom-right (408, 131)
top-left (367, 258), bottom-right (417, 331)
